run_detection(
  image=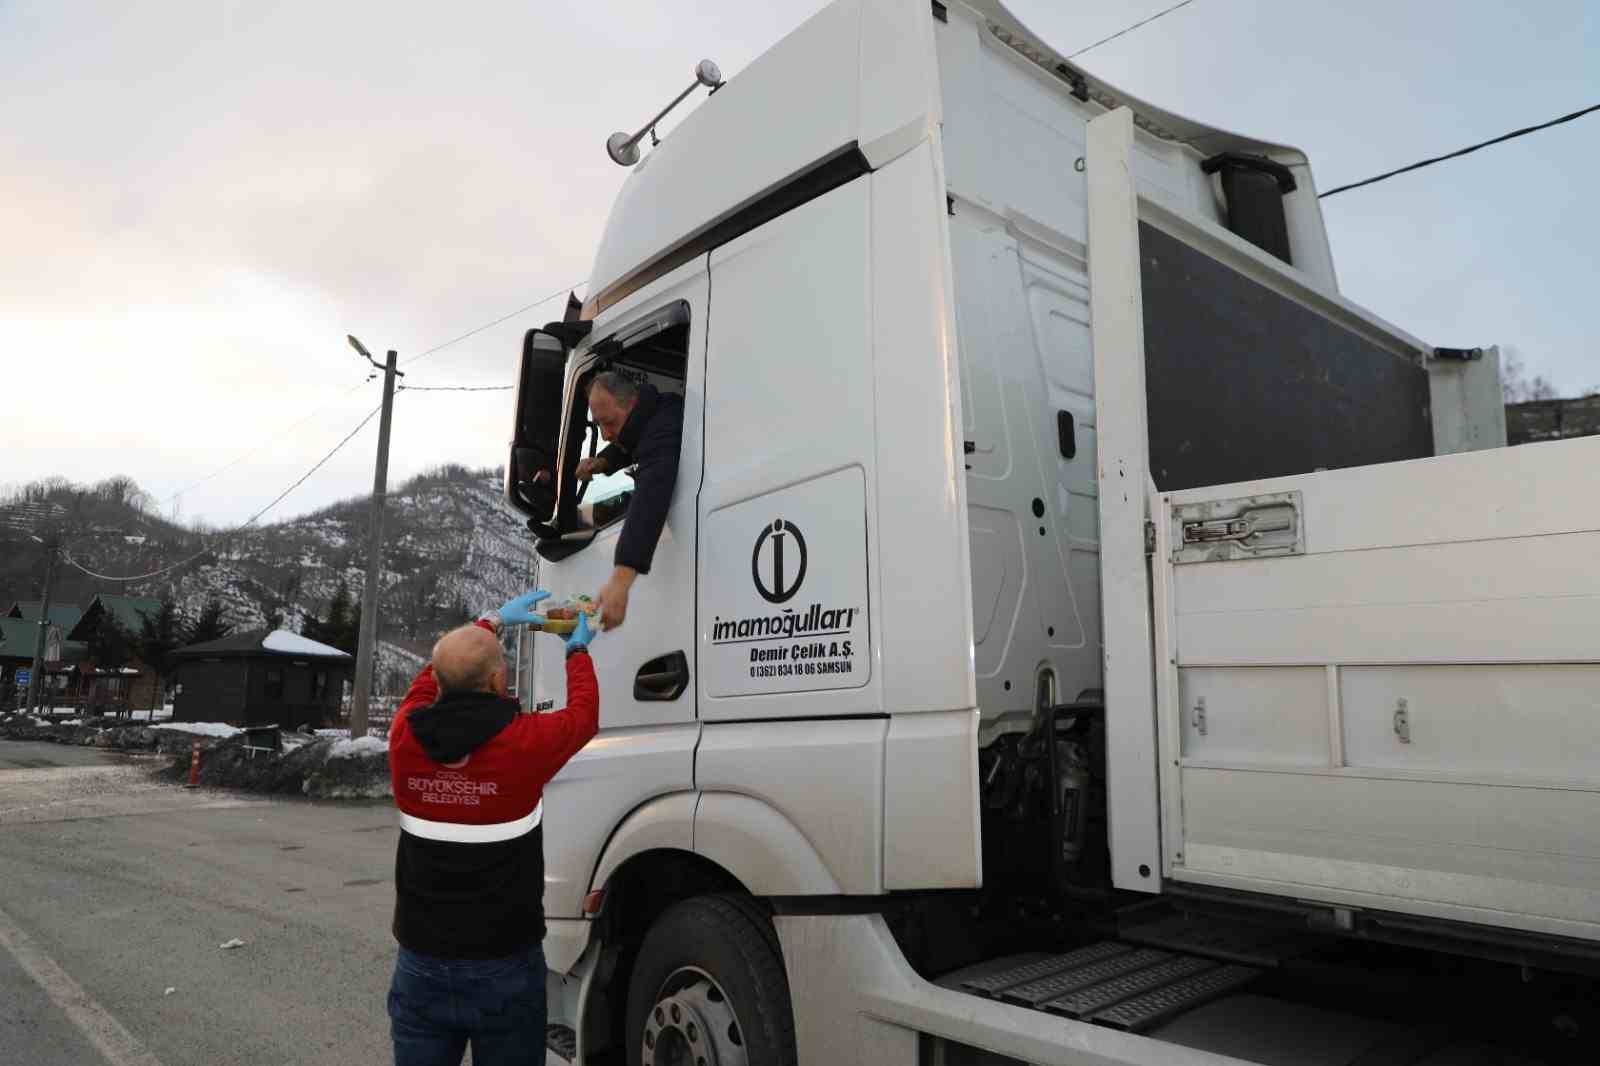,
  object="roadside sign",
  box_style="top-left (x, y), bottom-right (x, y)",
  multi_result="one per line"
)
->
top-left (14, 669), bottom-right (29, 687)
